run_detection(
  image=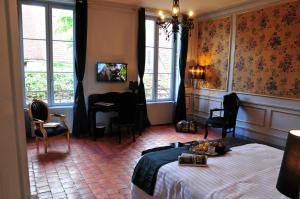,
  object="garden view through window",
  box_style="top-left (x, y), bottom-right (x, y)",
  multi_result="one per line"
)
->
top-left (145, 19), bottom-right (178, 101)
top-left (20, 2), bottom-right (74, 105)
